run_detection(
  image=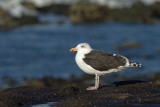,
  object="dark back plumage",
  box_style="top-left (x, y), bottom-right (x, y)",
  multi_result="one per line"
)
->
top-left (83, 50), bottom-right (127, 71)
